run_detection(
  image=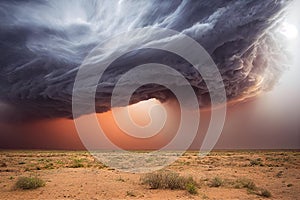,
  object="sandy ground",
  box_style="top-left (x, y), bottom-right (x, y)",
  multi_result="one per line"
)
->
top-left (0, 150), bottom-right (299, 200)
